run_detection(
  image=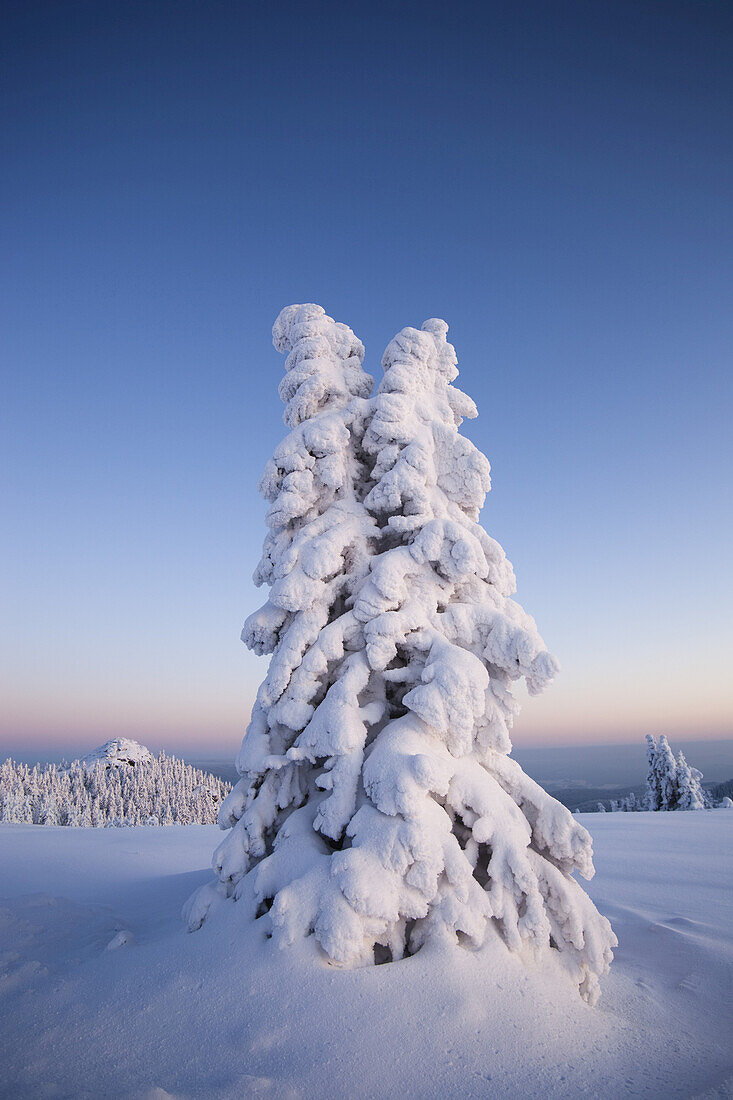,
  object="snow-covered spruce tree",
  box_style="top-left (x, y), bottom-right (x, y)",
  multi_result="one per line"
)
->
top-left (186, 309), bottom-right (616, 1004)
top-left (644, 734), bottom-right (707, 811)
top-left (657, 736), bottom-right (680, 808)
top-left (674, 752), bottom-right (706, 811)
top-left (645, 734), bottom-right (682, 810)
top-left (612, 791), bottom-right (641, 812)
top-left (644, 734), bottom-right (662, 811)
top-left (183, 302), bottom-right (375, 913)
